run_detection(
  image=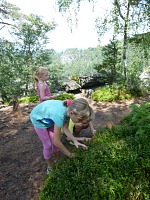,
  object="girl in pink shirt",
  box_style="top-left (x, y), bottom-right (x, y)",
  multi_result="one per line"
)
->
top-left (34, 67), bottom-right (57, 103)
